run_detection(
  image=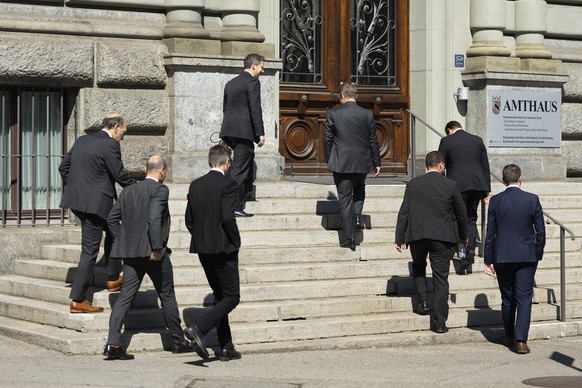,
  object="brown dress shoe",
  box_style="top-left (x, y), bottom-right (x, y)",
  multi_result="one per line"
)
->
top-left (107, 276), bottom-right (123, 292)
top-left (70, 300), bottom-right (104, 313)
top-left (516, 341), bottom-right (530, 354)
